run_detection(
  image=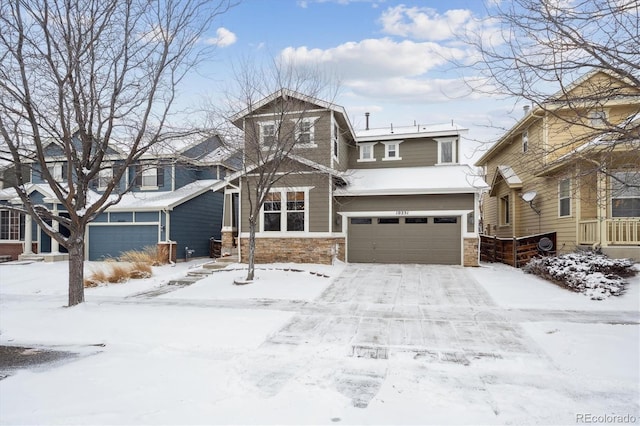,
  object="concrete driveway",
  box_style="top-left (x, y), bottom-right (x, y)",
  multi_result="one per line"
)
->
top-left (262, 264), bottom-right (533, 361)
